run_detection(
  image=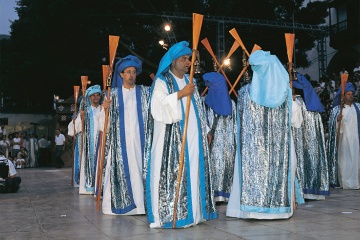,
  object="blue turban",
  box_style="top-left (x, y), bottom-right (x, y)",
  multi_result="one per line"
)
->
top-left (112, 55), bottom-right (142, 88)
top-left (292, 73), bottom-right (325, 112)
top-left (85, 85), bottom-right (101, 107)
top-left (154, 41), bottom-right (192, 80)
top-left (86, 84), bottom-right (101, 98)
top-left (249, 50), bottom-right (289, 108)
top-left (203, 72), bottom-right (232, 116)
top-left (333, 82), bottom-right (355, 106)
